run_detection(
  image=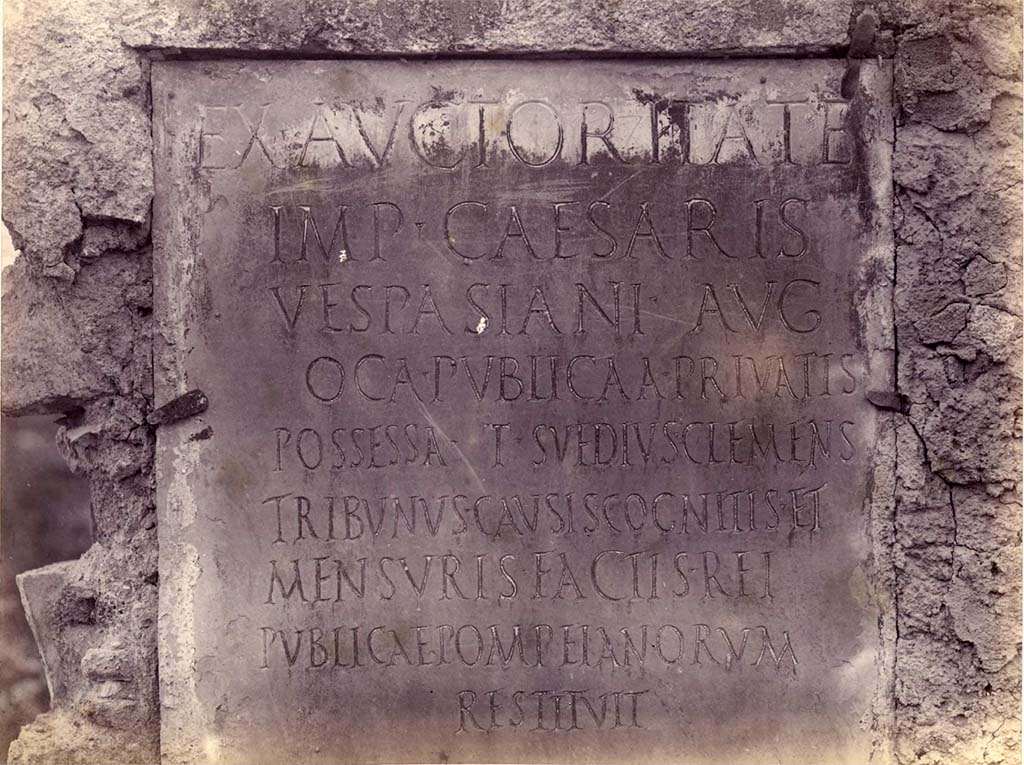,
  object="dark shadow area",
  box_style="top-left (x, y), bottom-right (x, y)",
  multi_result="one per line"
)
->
top-left (0, 415), bottom-right (92, 763)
